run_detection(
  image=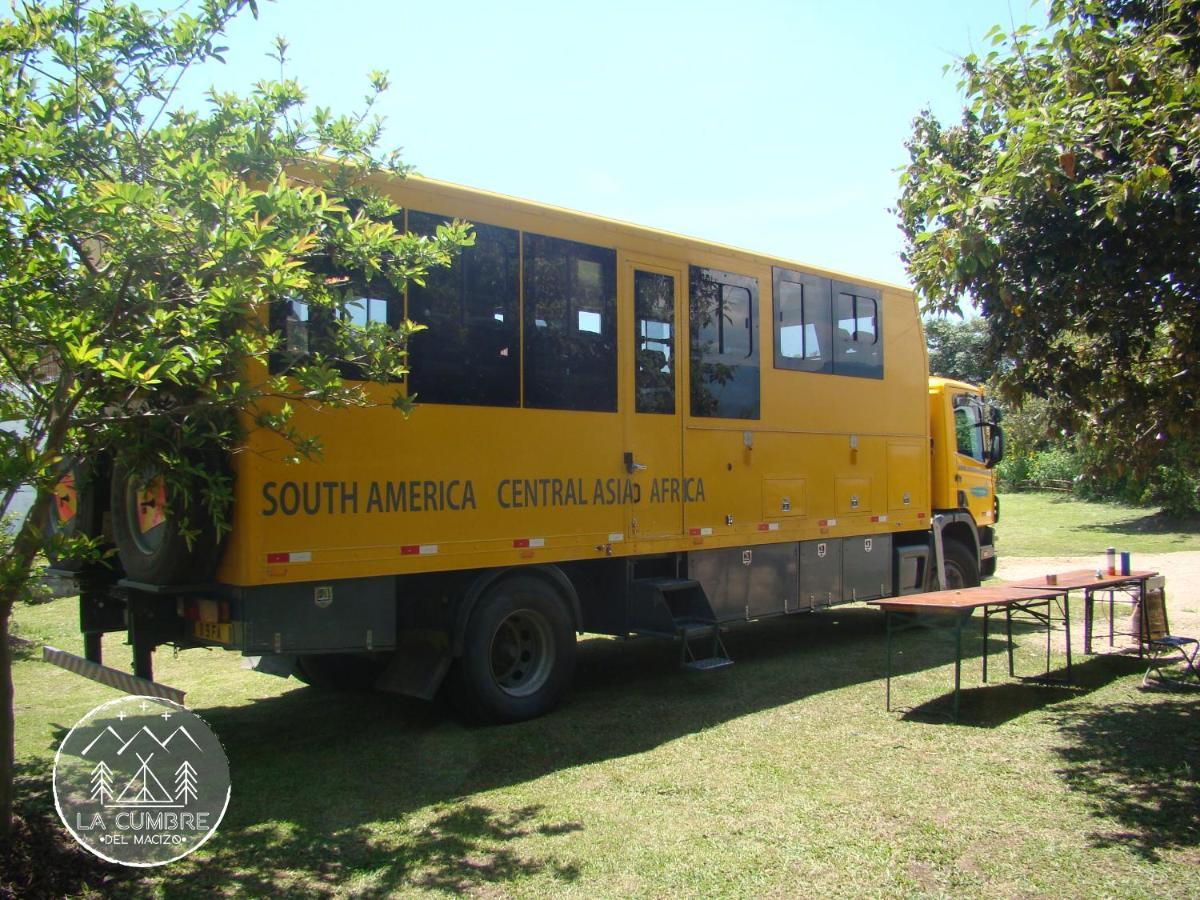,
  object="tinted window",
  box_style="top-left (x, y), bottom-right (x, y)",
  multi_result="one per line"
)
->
top-left (268, 256), bottom-right (404, 382)
top-left (955, 404), bottom-right (985, 461)
top-left (634, 270), bottom-right (675, 414)
top-left (406, 211), bottom-right (520, 407)
top-left (773, 268), bottom-right (832, 374)
top-left (690, 266), bottom-right (760, 419)
top-left (523, 233), bottom-right (617, 412)
top-left (833, 282), bottom-right (883, 379)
